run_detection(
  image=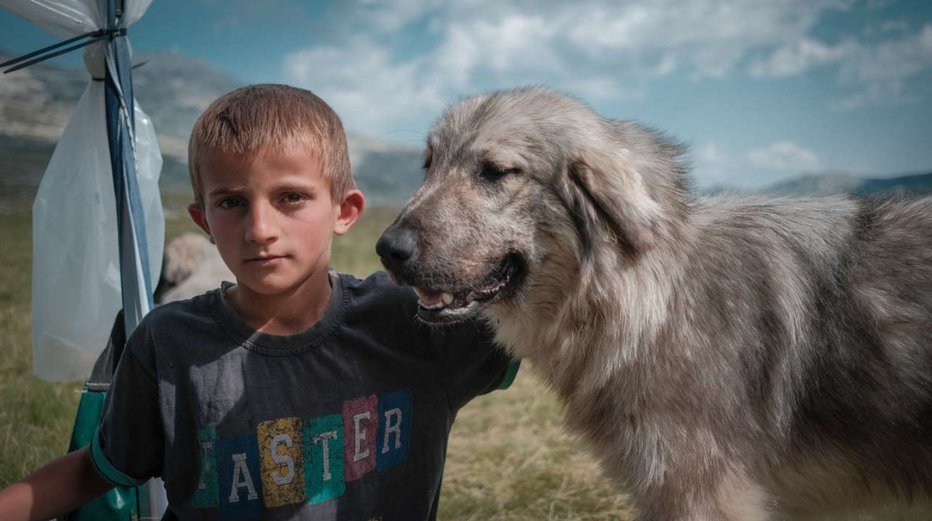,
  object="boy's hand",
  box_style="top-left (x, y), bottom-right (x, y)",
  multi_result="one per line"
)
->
top-left (0, 446), bottom-right (114, 521)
